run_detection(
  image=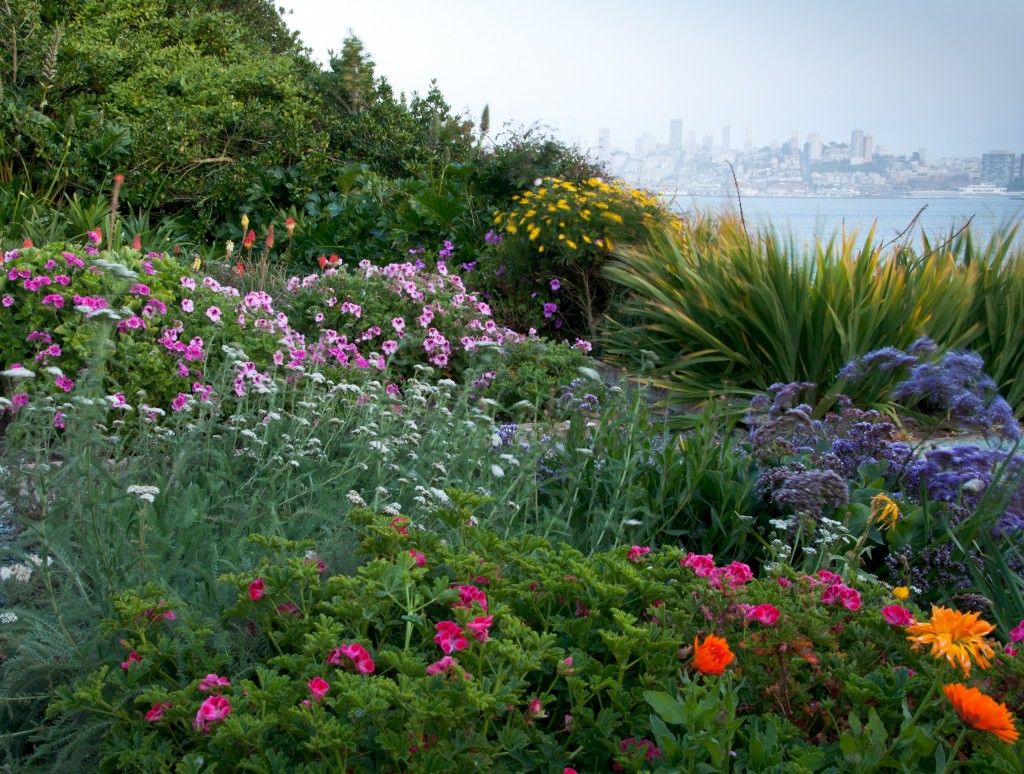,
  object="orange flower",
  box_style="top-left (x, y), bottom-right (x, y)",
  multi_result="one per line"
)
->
top-left (242, 229), bottom-right (255, 249)
top-left (943, 683), bottom-right (1019, 744)
top-left (285, 216), bottom-right (296, 236)
top-left (906, 606), bottom-right (995, 676)
top-left (692, 634), bottom-right (734, 675)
